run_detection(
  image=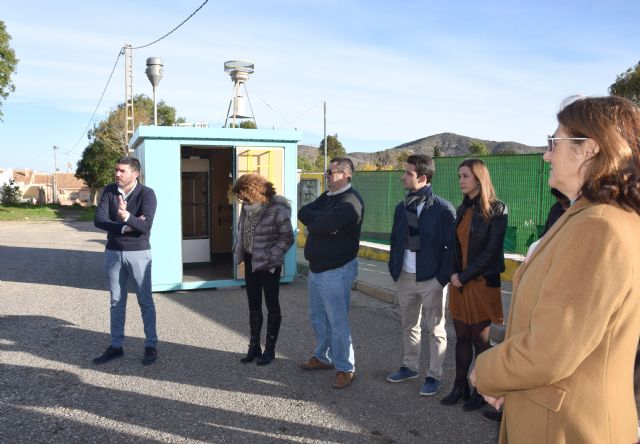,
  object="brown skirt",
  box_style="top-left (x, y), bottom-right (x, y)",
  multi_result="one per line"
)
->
top-left (449, 276), bottom-right (503, 325)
